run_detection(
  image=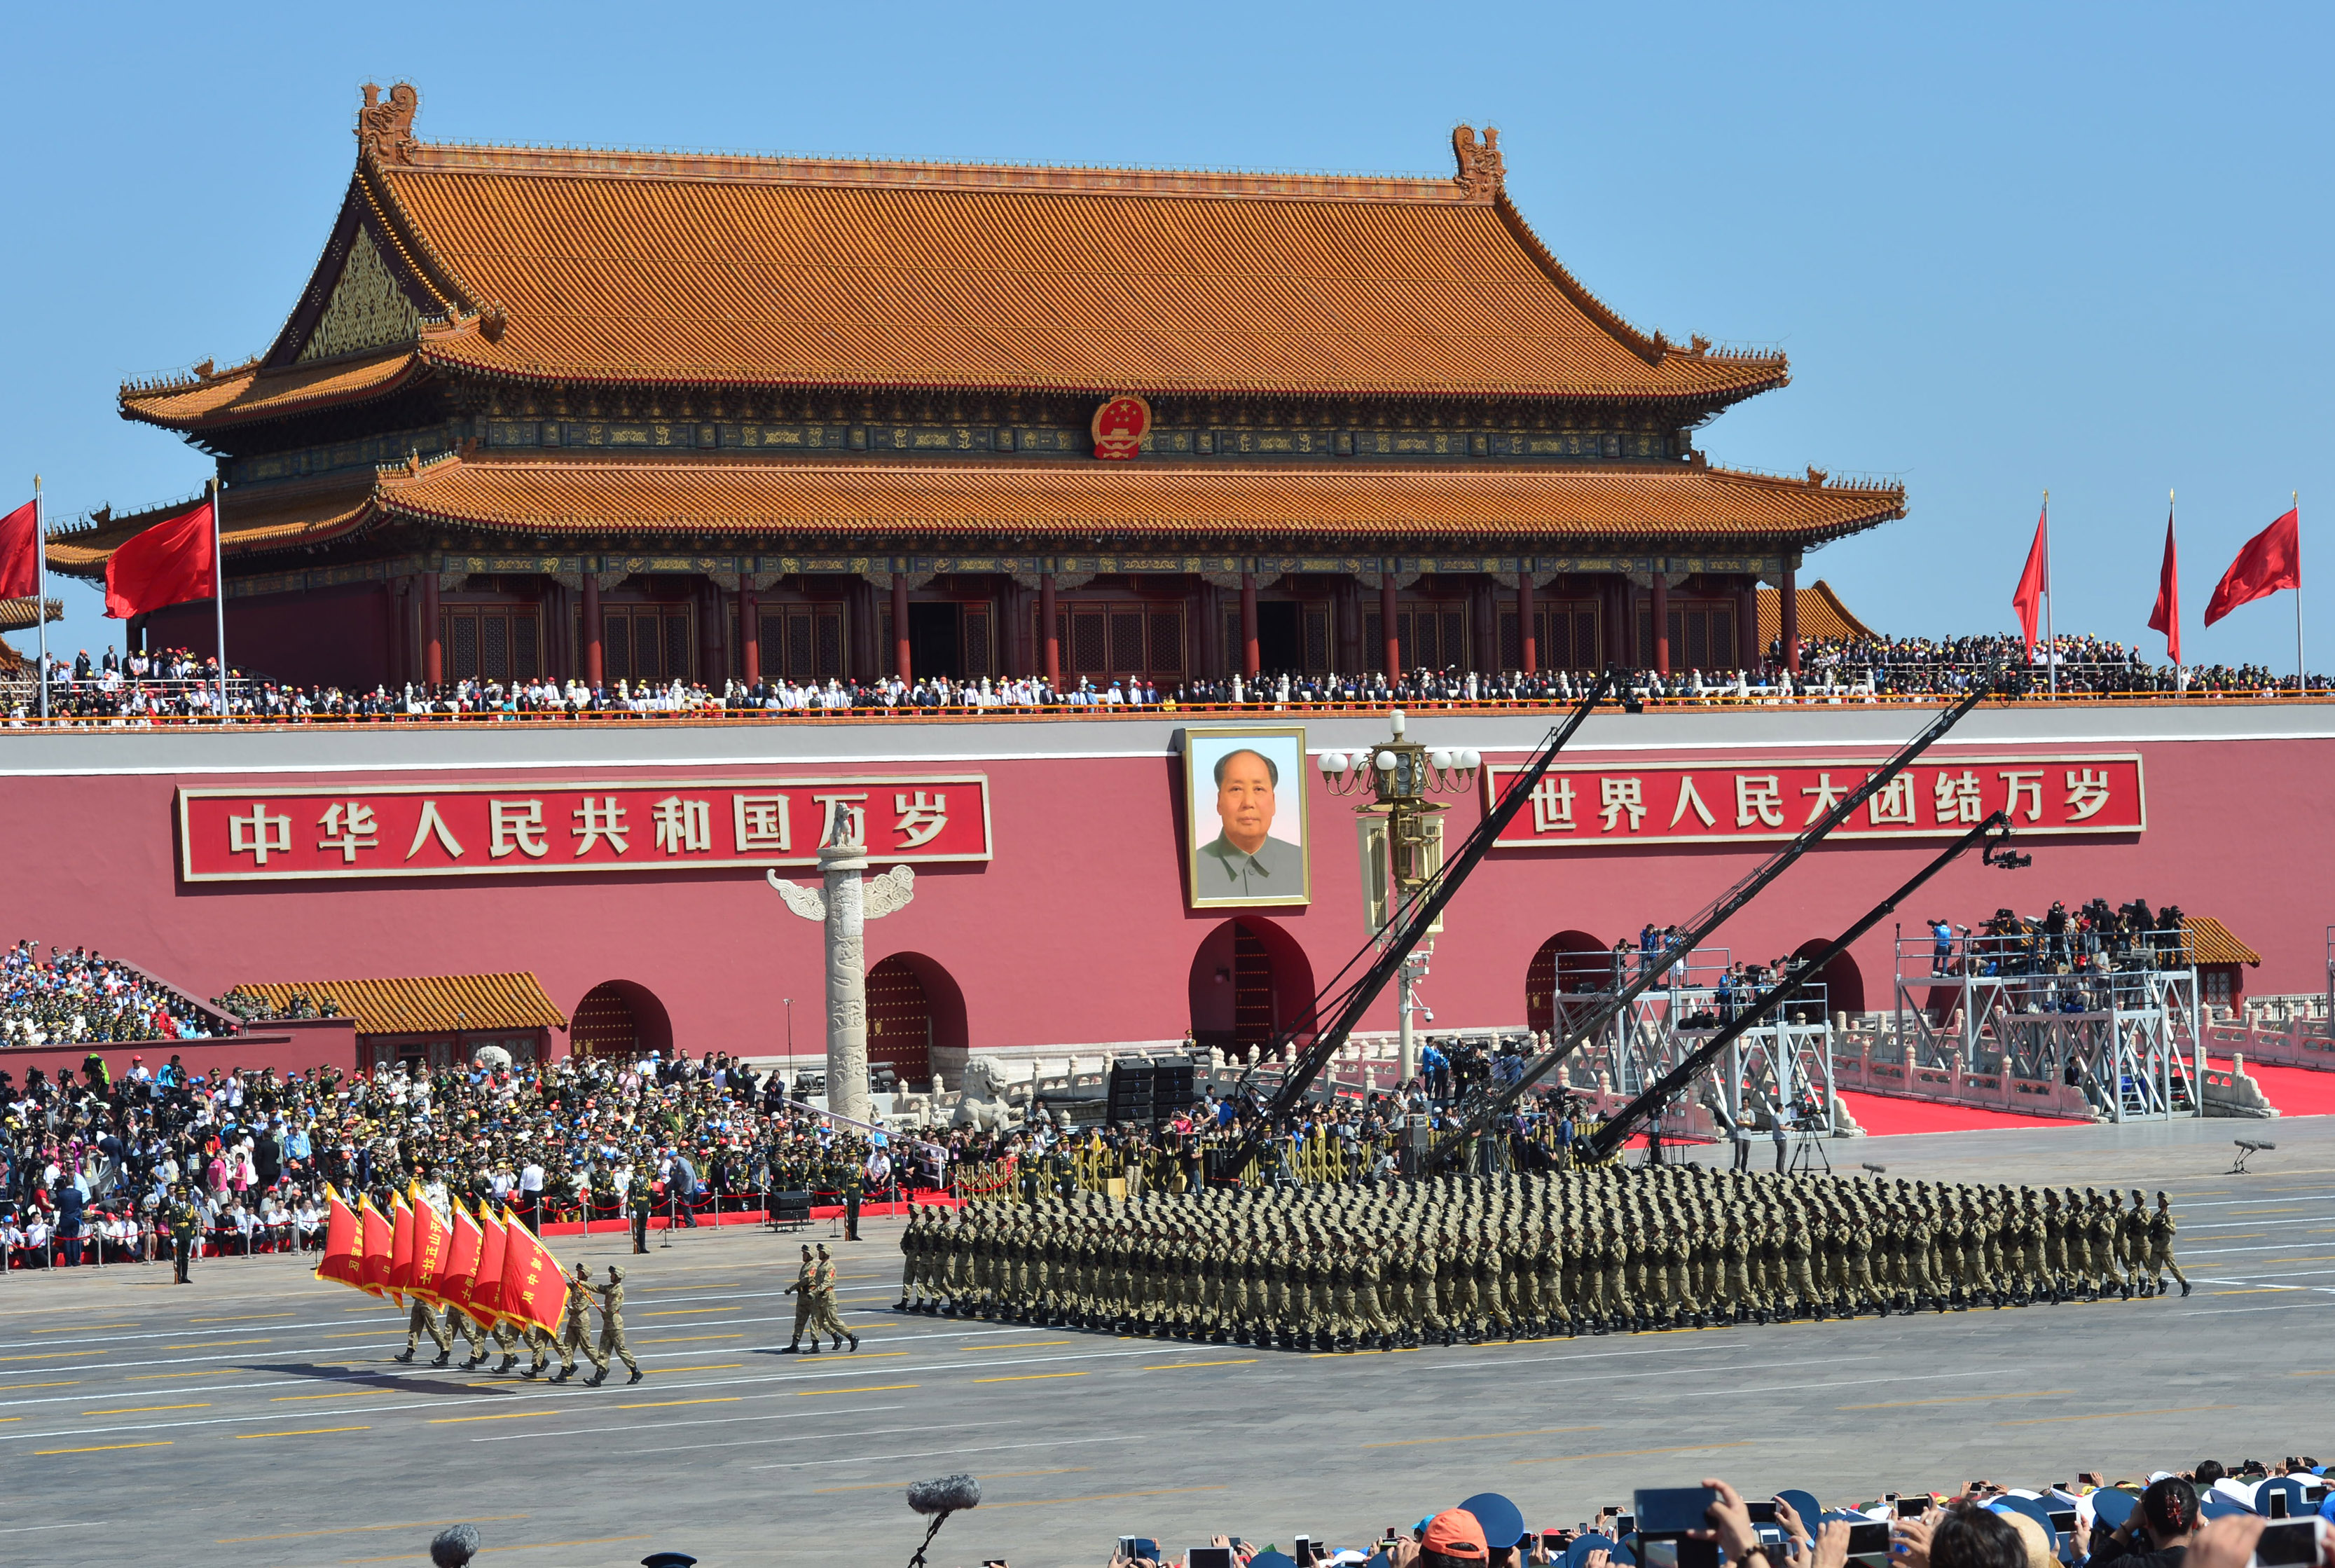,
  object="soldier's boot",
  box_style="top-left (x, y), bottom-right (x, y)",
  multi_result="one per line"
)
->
top-left (848, 1333), bottom-right (862, 1352)
top-left (585, 1368), bottom-right (606, 1387)
top-left (394, 1349), bottom-right (416, 1363)
top-left (431, 1350), bottom-right (452, 1367)
top-left (551, 1366), bottom-right (573, 1382)
top-left (628, 1368), bottom-right (644, 1384)
top-left (895, 1295), bottom-right (911, 1312)
top-left (2179, 1279), bottom-right (2192, 1297)
top-left (804, 1340), bottom-right (822, 1354)
top-left (495, 1355), bottom-right (516, 1373)
top-left (780, 1340), bottom-right (800, 1354)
